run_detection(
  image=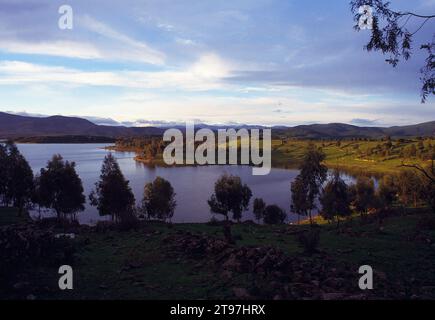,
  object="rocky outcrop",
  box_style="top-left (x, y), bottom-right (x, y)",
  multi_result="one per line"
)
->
top-left (163, 231), bottom-right (420, 300)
